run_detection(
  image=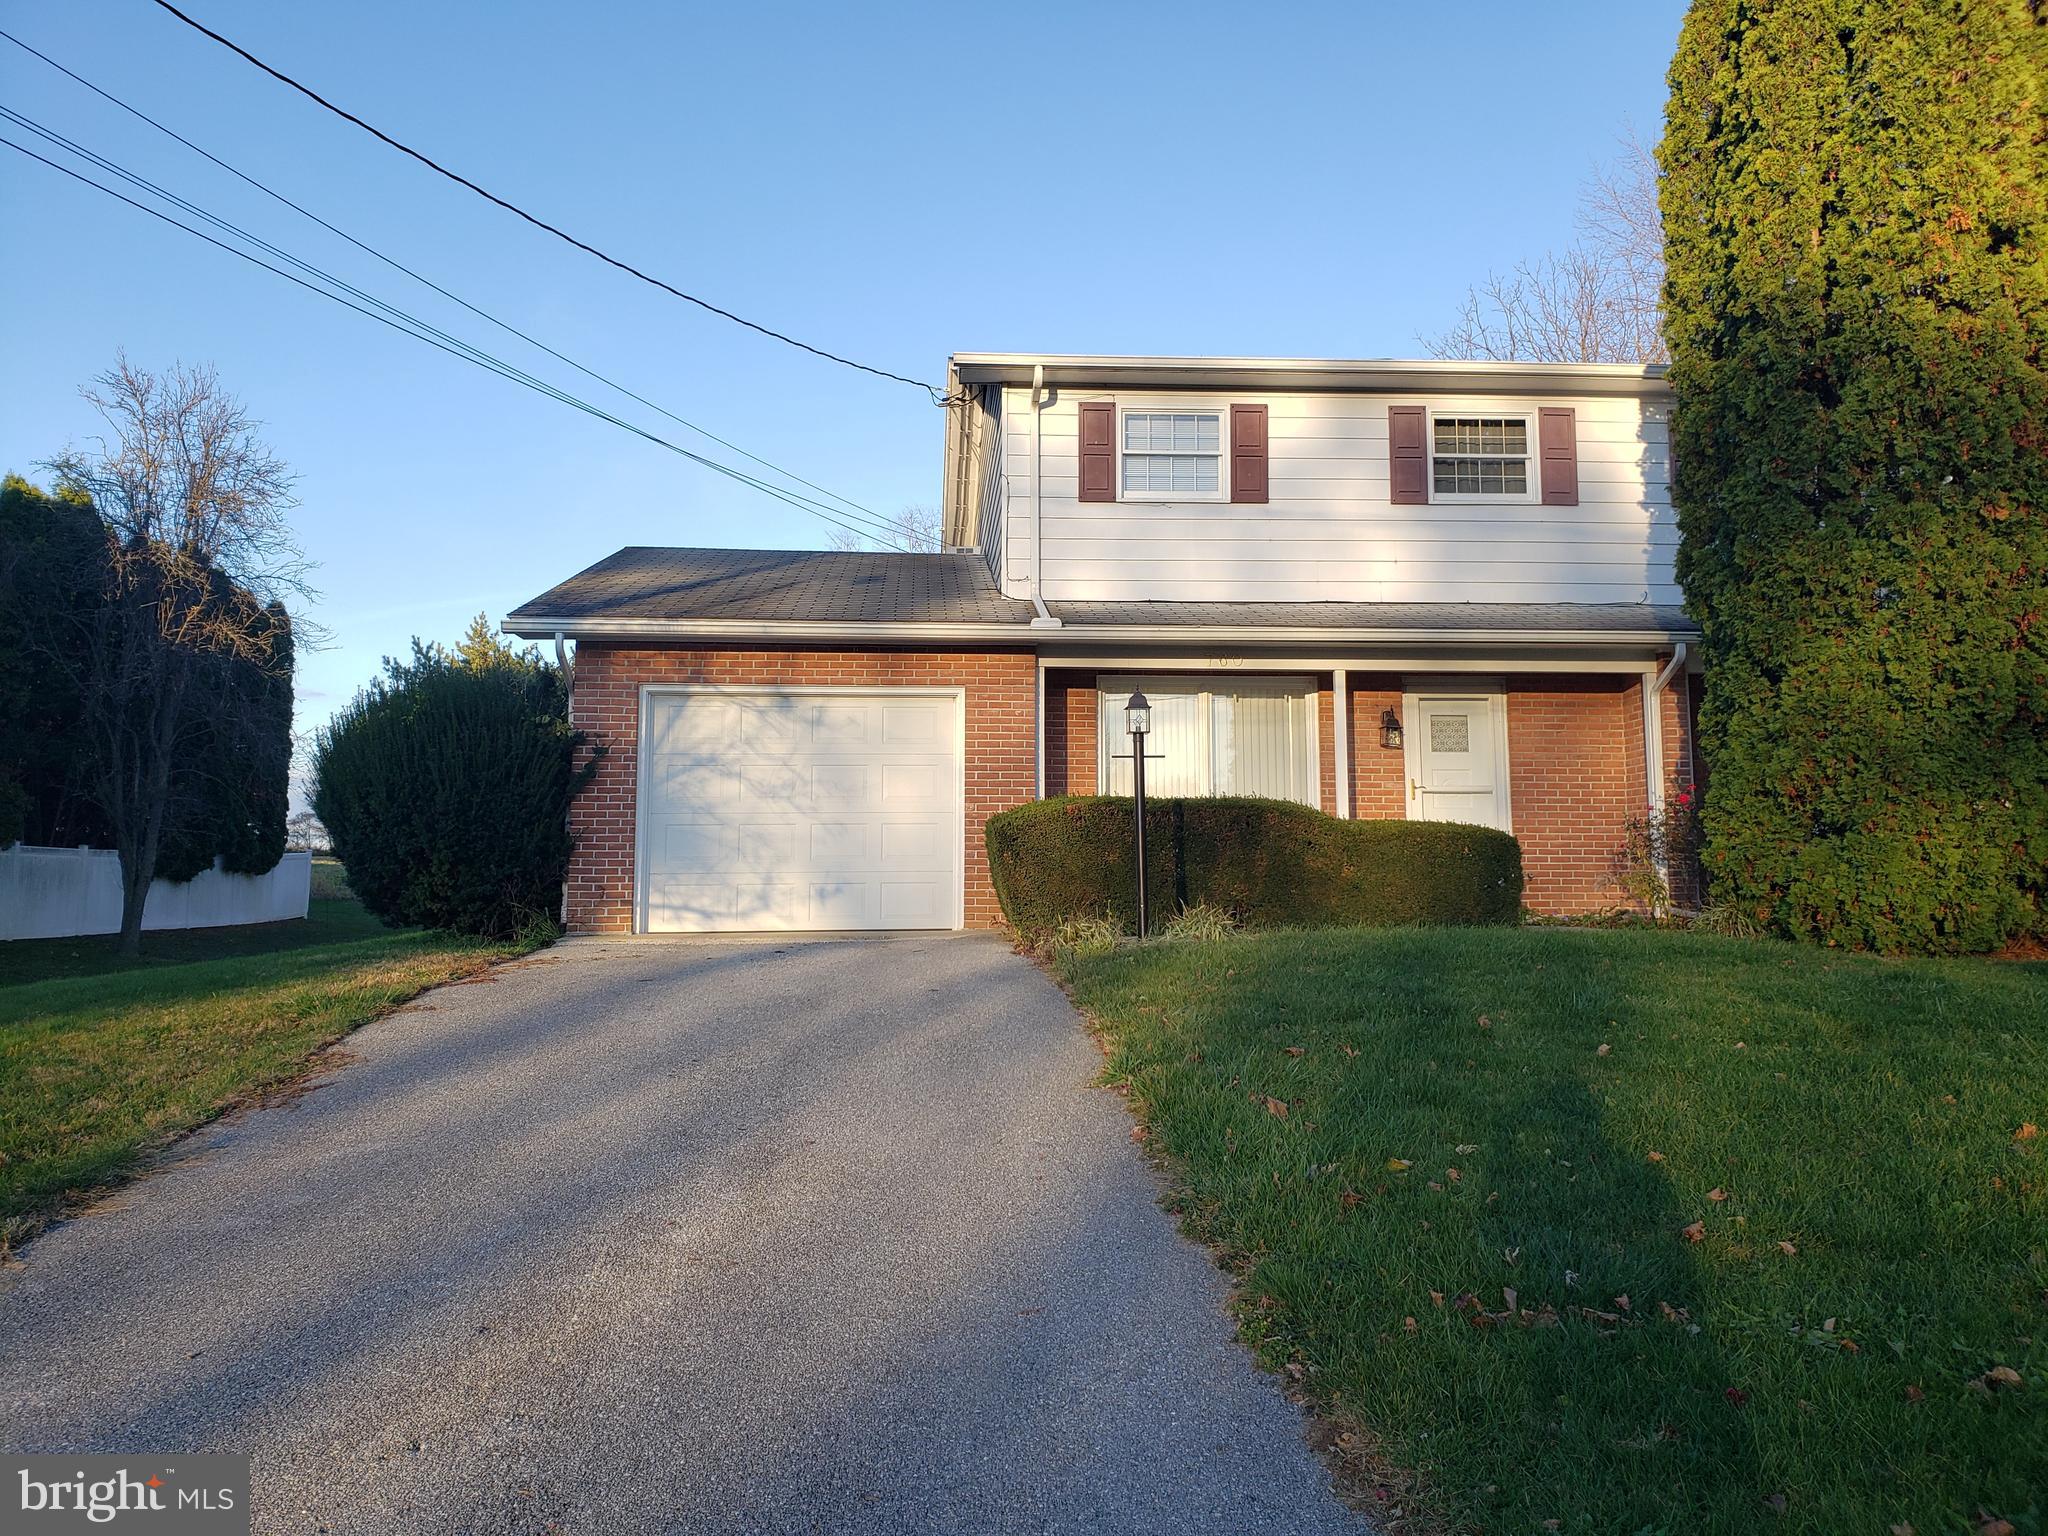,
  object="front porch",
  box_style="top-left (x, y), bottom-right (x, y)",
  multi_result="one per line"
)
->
top-left (1040, 657), bottom-right (1700, 915)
